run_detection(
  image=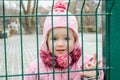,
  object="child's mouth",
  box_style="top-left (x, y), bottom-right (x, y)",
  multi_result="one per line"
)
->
top-left (57, 50), bottom-right (65, 52)
top-left (56, 49), bottom-right (66, 52)
top-left (56, 49), bottom-right (66, 54)
top-left (56, 48), bottom-right (66, 50)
